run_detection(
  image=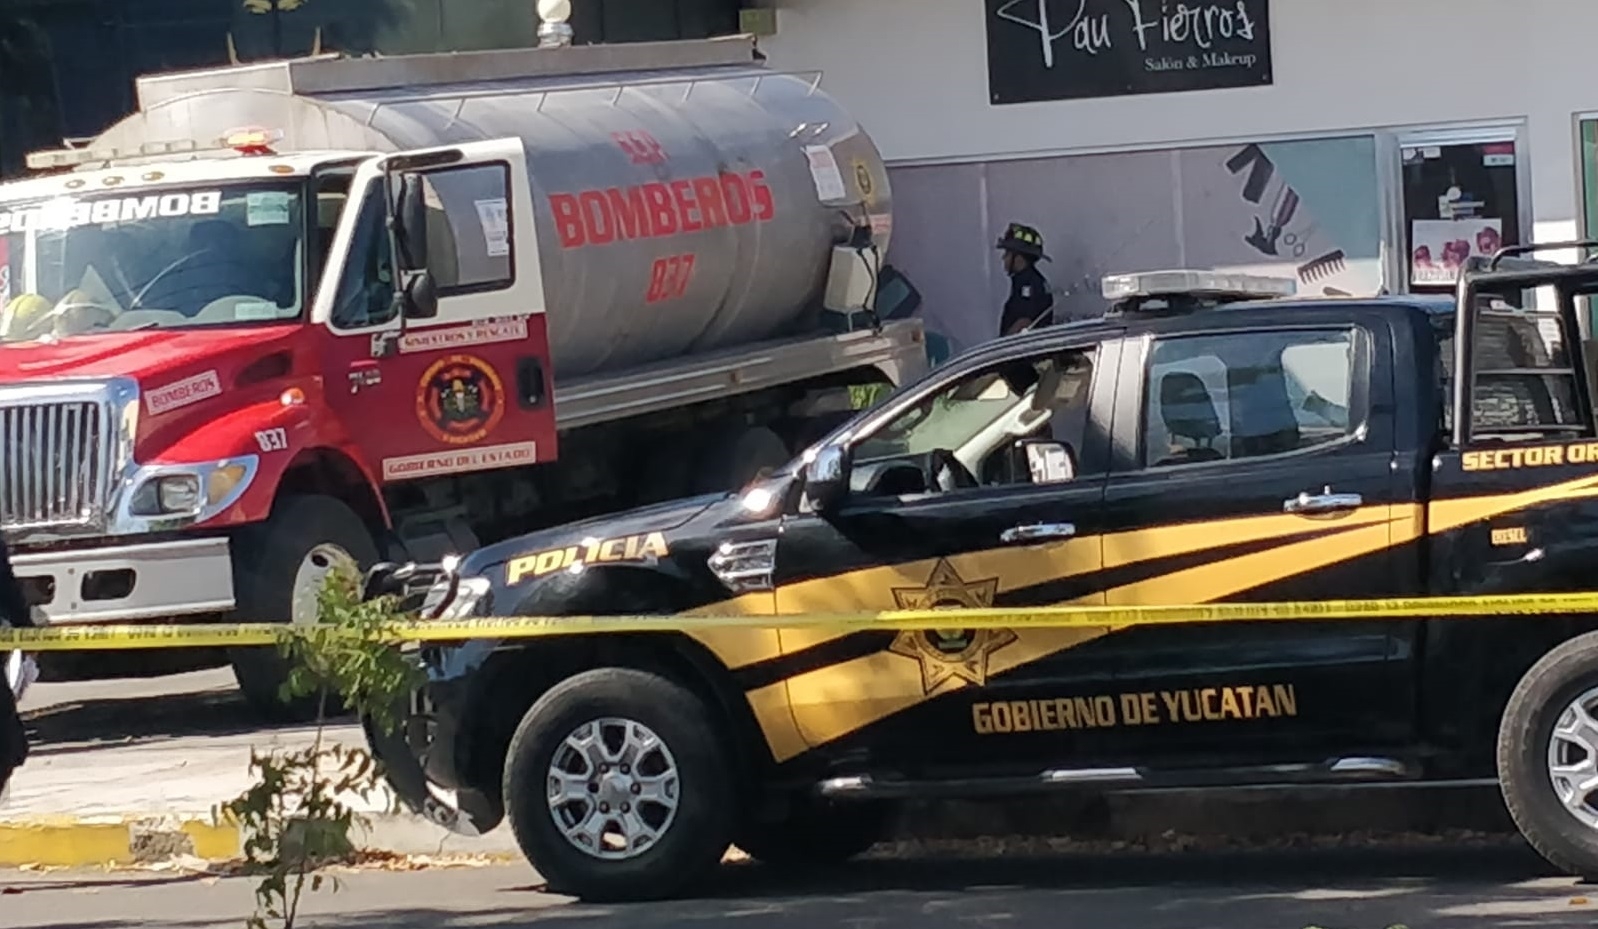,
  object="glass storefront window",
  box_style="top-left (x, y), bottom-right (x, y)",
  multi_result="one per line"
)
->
top-left (1400, 138), bottom-right (1523, 292)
